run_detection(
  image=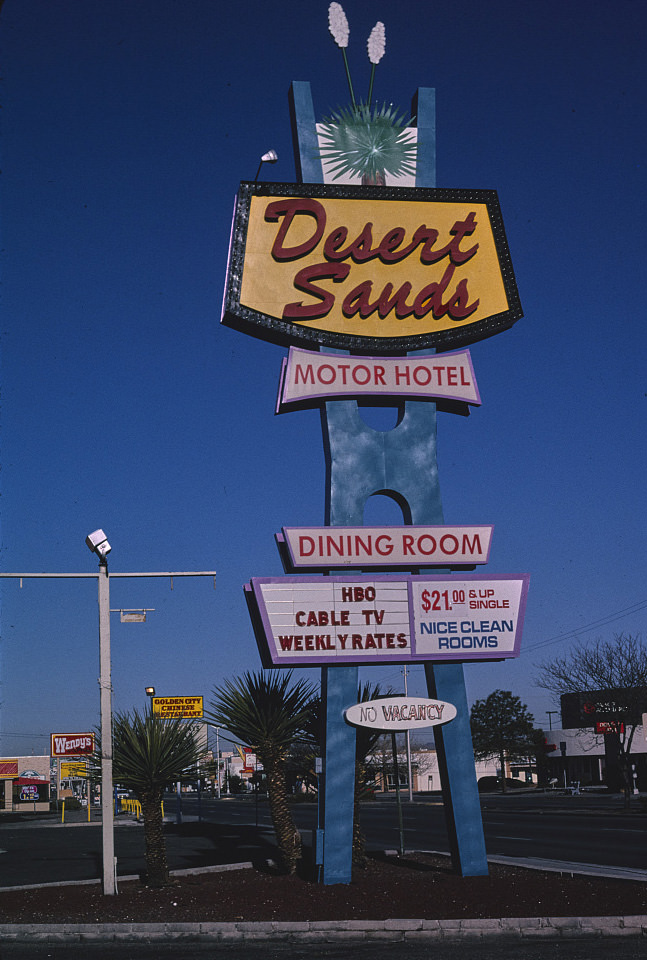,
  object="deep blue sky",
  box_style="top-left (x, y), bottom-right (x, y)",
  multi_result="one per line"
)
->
top-left (1, 0), bottom-right (646, 757)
